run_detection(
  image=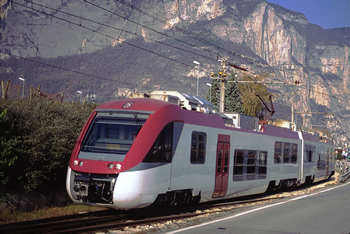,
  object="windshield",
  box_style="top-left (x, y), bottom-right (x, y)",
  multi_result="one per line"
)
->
top-left (79, 111), bottom-right (151, 161)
